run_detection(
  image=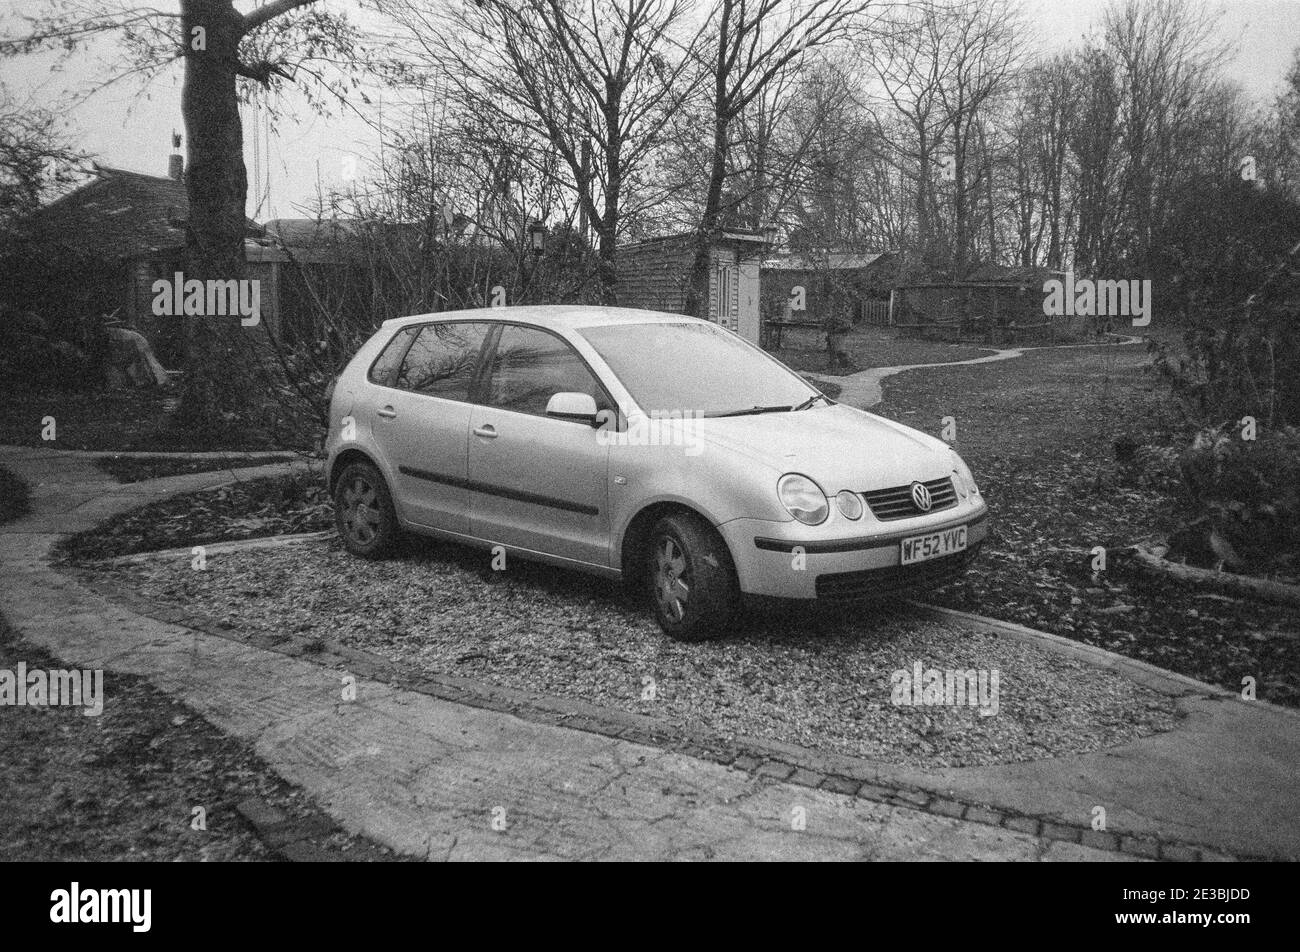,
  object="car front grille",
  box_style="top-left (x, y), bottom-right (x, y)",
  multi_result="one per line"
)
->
top-left (861, 476), bottom-right (957, 520)
top-left (814, 544), bottom-right (980, 601)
